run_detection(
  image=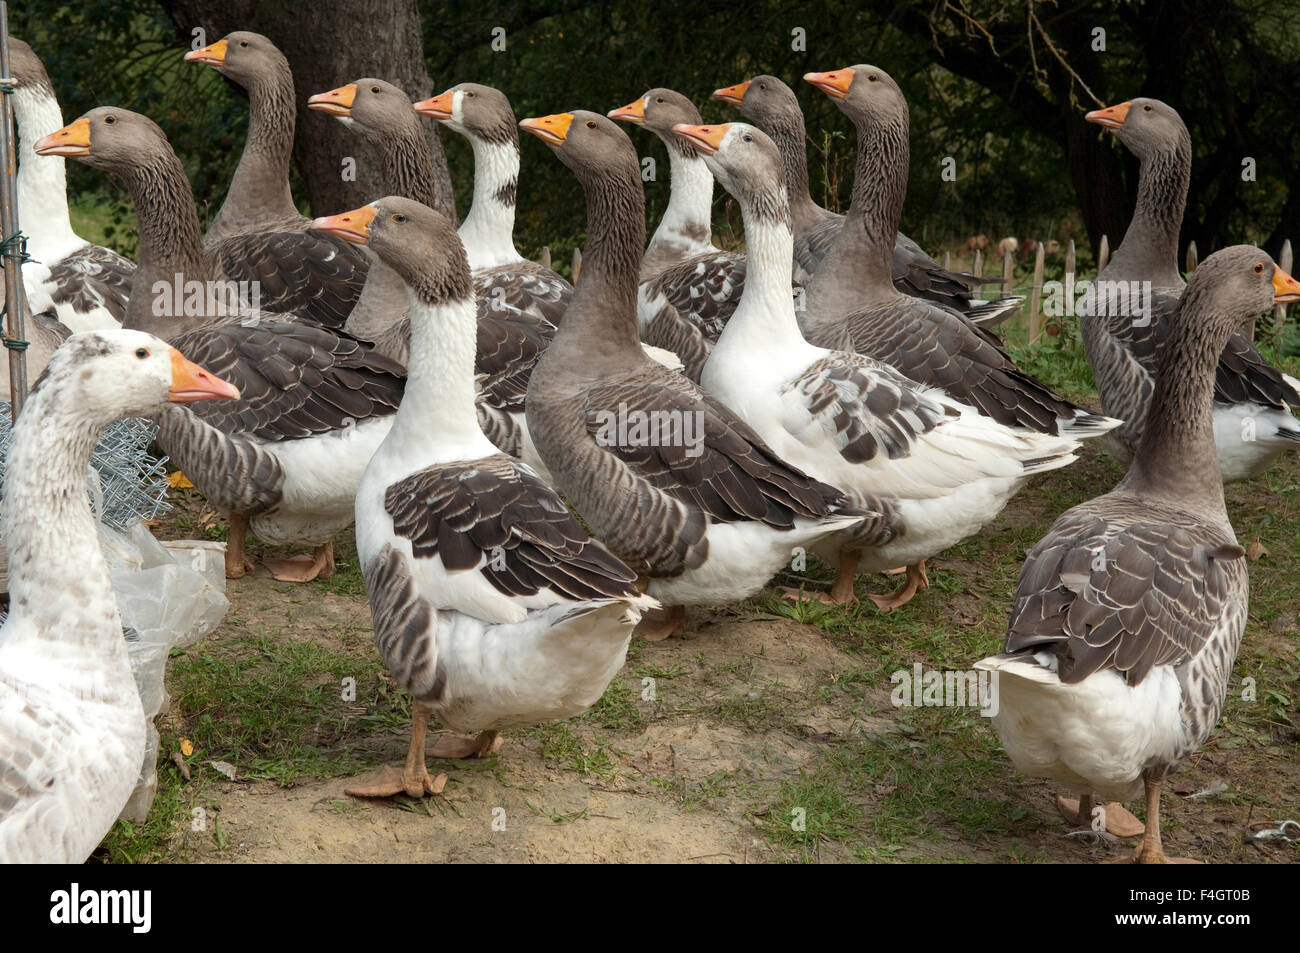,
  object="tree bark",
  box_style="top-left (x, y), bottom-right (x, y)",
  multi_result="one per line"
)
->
top-left (157, 0), bottom-right (455, 221)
